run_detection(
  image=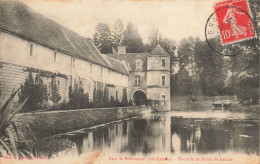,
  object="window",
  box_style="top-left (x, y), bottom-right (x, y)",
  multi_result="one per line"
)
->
top-left (135, 75), bottom-right (140, 86)
top-left (54, 52), bottom-right (57, 63)
top-left (72, 58), bottom-right (75, 68)
top-left (90, 64), bottom-right (92, 73)
top-left (162, 59), bottom-right (166, 67)
top-left (30, 44), bottom-right (33, 56)
top-left (162, 76), bottom-right (166, 86)
top-left (162, 95), bottom-right (166, 105)
top-left (101, 67), bottom-right (103, 77)
top-left (108, 70), bottom-right (110, 79)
